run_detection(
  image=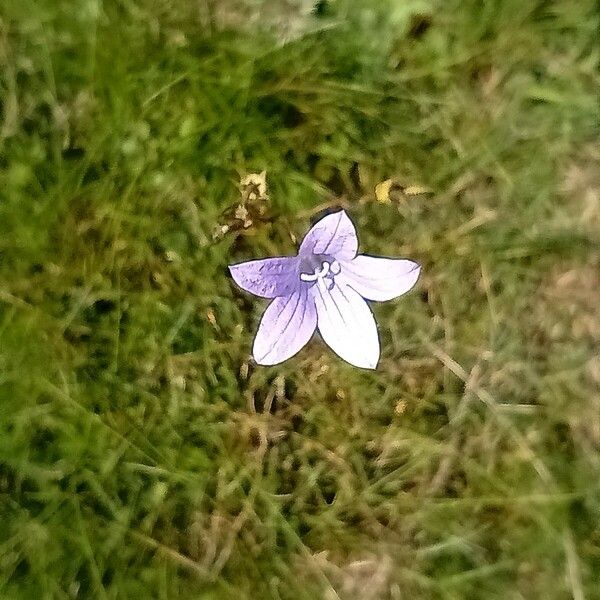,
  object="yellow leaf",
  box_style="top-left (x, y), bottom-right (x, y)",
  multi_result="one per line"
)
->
top-left (404, 185), bottom-right (432, 196)
top-left (375, 179), bottom-right (393, 203)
